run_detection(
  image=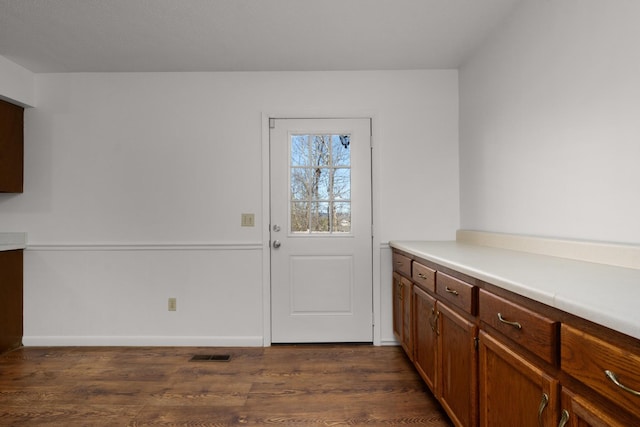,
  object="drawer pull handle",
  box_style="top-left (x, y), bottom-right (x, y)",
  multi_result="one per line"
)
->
top-left (497, 313), bottom-right (522, 329)
top-left (557, 409), bottom-right (569, 427)
top-left (605, 370), bottom-right (640, 397)
top-left (537, 393), bottom-right (549, 427)
top-left (445, 286), bottom-right (459, 296)
top-left (417, 273), bottom-right (428, 280)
